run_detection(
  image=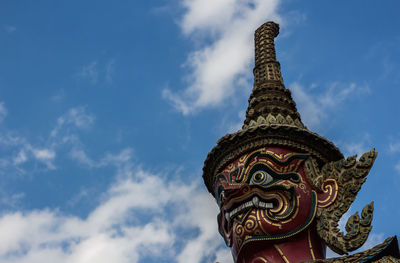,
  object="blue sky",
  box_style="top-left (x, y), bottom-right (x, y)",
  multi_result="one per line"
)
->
top-left (0, 0), bottom-right (399, 262)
